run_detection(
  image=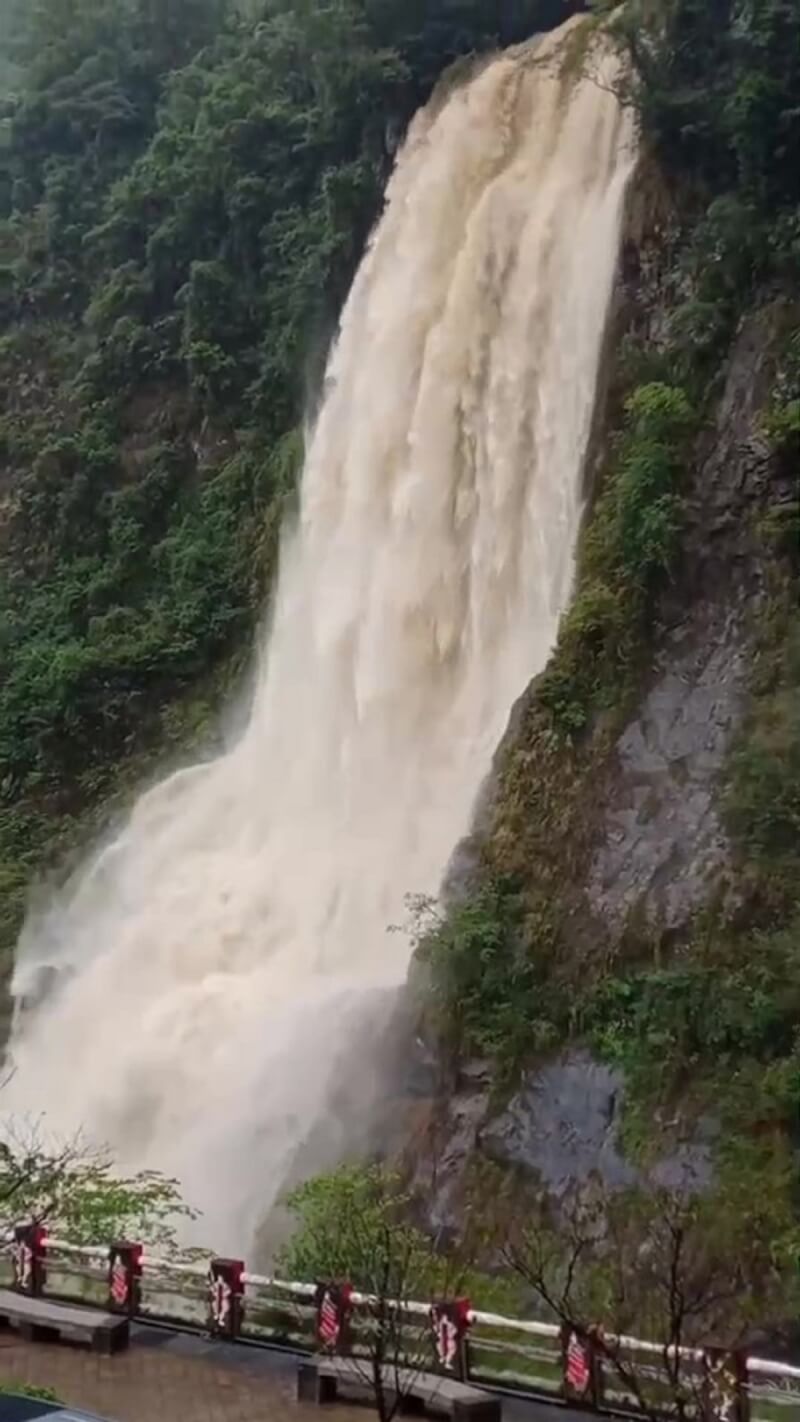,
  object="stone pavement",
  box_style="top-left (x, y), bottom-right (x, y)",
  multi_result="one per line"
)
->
top-left (0, 1323), bottom-right (573, 1422)
top-left (0, 1326), bottom-right (365, 1421)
